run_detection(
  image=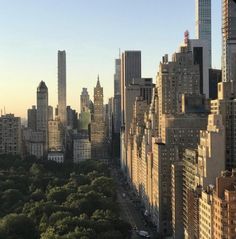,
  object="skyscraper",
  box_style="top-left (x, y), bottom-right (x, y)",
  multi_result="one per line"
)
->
top-left (114, 58), bottom-right (121, 96)
top-left (27, 105), bottom-right (37, 131)
top-left (90, 76), bottom-right (106, 158)
top-left (36, 81), bottom-right (48, 152)
top-left (195, 0), bottom-right (212, 67)
top-left (121, 51), bottom-right (141, 126)
top-left (120, 51), bottom-right (141, 170)
top-left (188, 38), bottom-right (210, 97)
top-left (114, 58), bottom-right (121, 134)
top-left (58, 50), bottom-right (67, 126)
top-left (37, 81), bottom-right (48, 132)
top-left (222, 0), bottom-right (236, 89)
top-left (80, 88), bottom-right (90, 113)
